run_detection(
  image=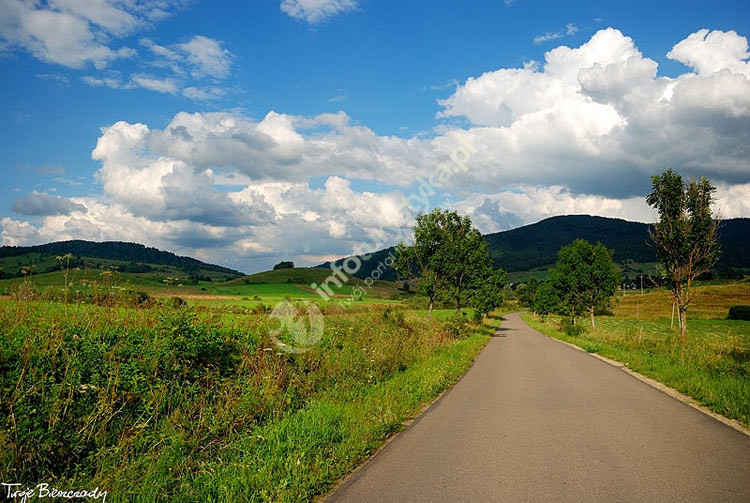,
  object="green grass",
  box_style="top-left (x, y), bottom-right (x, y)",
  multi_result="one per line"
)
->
top-left (0, 298), bottom-right (501, 501)
top-left (522, 282), bottom-right (750, 427)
